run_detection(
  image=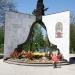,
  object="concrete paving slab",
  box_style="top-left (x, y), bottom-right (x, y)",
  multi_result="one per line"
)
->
top-left (0, 59), bottom-right (75, 75)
